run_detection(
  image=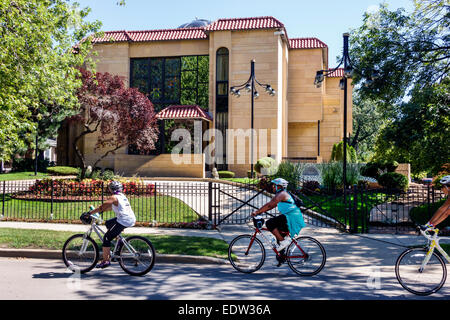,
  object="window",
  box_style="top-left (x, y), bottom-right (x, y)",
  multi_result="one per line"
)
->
top-left (129, 55), bottom-right (209, 154)
top-left (215, 47), bottom-right (229, 169)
